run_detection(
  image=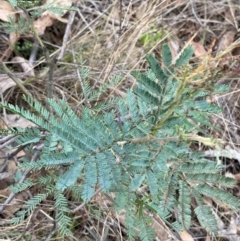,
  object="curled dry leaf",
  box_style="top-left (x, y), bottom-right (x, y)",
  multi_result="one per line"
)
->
top-left (0, 74), bottom-right (17, 93)
top-left (12, 56), bottom-right (35, 77)
top-left (34, 0), bottom-right (72, 35)
top-left (34, 13), bottom-right (55, 35)
top-left (0, 0), bottom-right (16, 22)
